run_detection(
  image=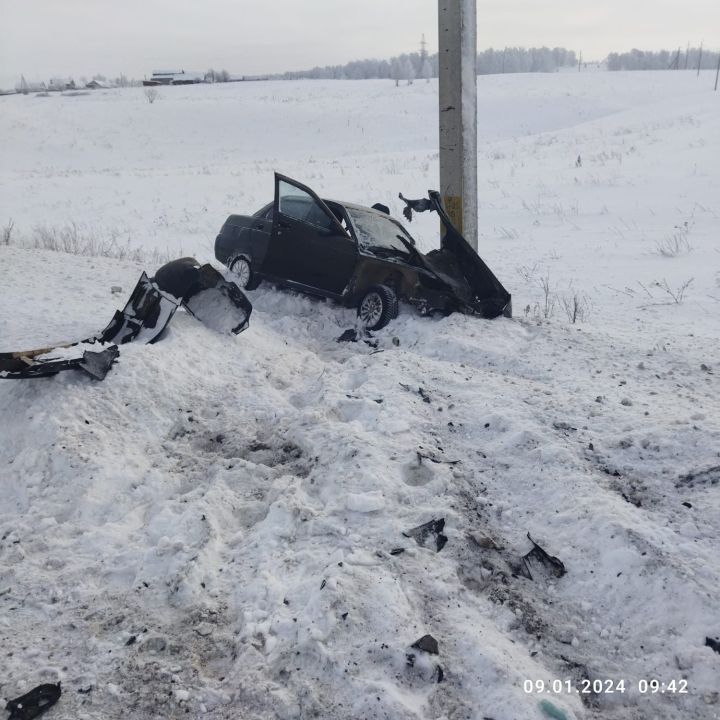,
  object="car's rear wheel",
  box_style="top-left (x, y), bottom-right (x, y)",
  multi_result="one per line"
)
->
top-left (229, 256), bottom-right (260, 290)
top-left (357, 285), bottom-right (398, 330)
